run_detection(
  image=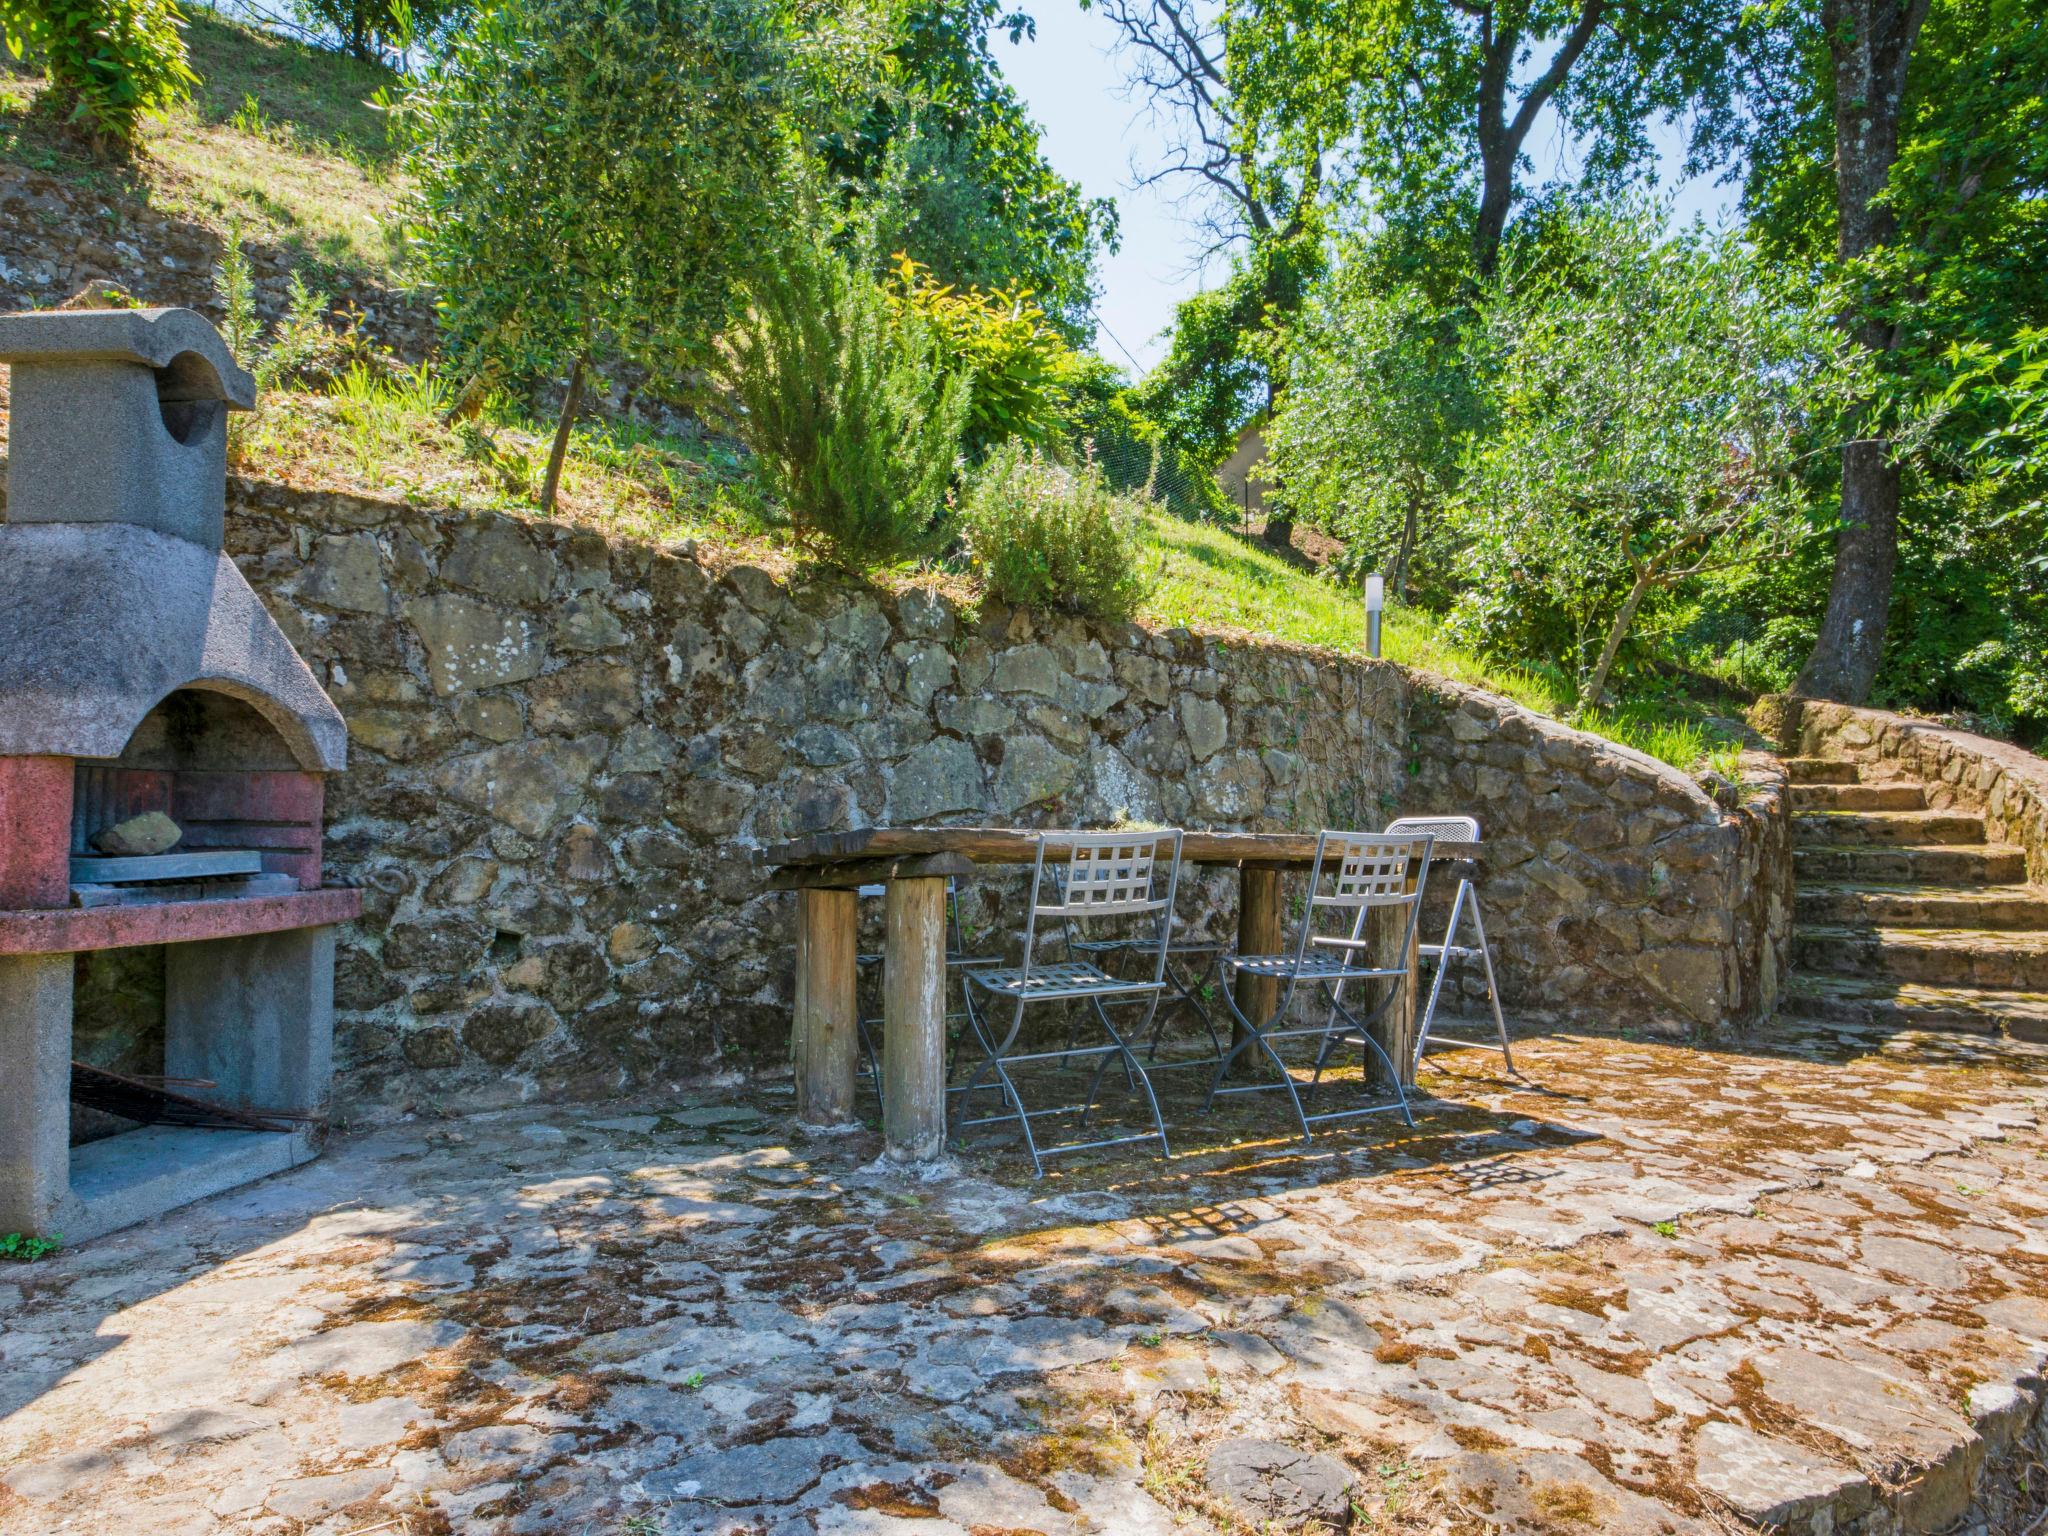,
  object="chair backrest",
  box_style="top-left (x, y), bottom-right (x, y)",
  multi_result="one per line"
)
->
top-left (1311, 831), bottom-right (1433, 912)
top-left (1023, 830), bottom-right (1184, 983)
top-left (1383, 814), bottom-right (1481, 847)
top-left (1289, 831), bottom-right (1434, 984)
